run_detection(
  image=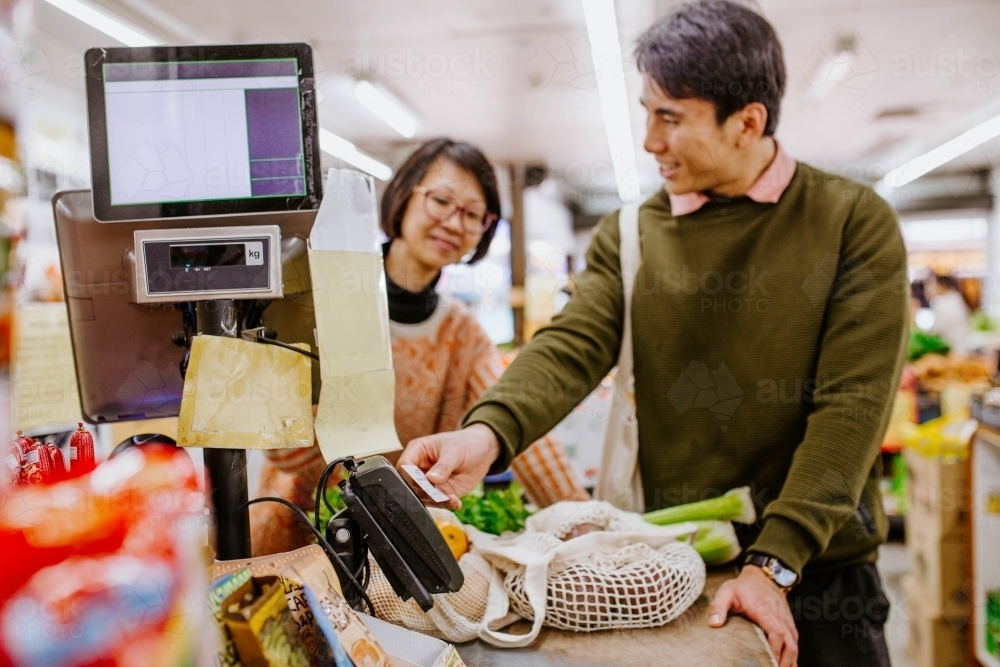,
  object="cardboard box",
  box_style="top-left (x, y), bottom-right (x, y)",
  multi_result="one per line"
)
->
top-left (905, 447), bottom-right (968, 540)
top-left (905, 576), bottom-right (969, 667)
top-left (907, 513), bottom-right (971, 619)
